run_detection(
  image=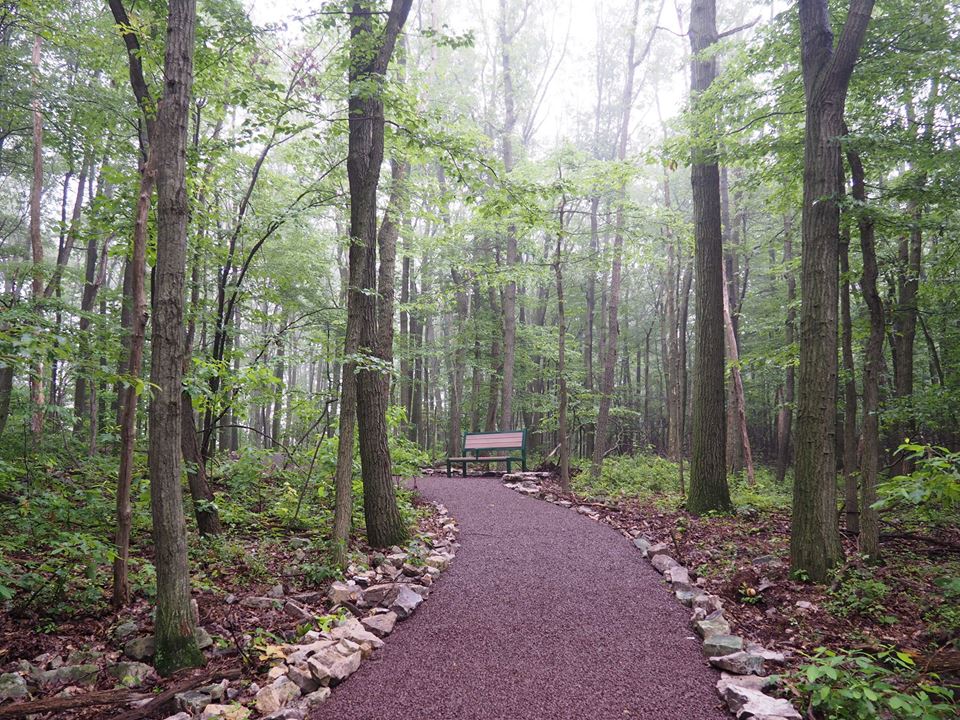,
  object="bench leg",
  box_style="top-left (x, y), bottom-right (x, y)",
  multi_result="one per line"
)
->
top-left (522, 457), bottom-right (527, 471)
top-left (462, 461), bottom-right (467, 477)
top-left (446, 459), bottom-right (451, 478)
top-left (506, 460), bottom-right (512, 473)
